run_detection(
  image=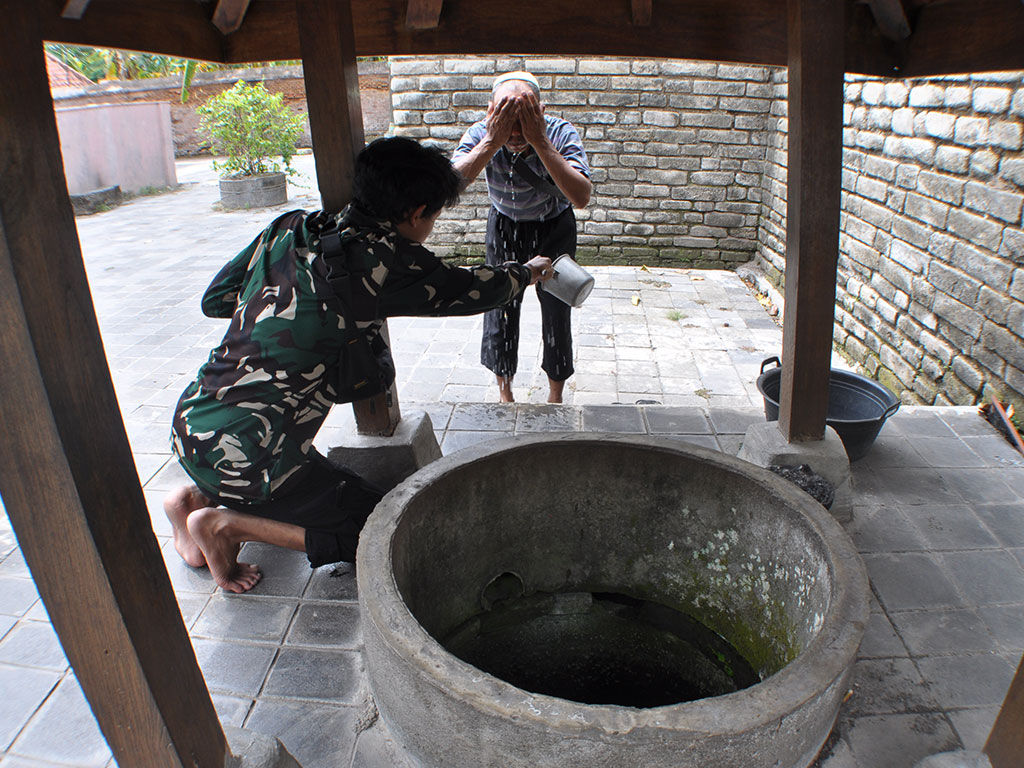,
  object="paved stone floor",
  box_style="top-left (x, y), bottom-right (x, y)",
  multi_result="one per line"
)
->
top-left (1, 157), bottom-right (1022, 767)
